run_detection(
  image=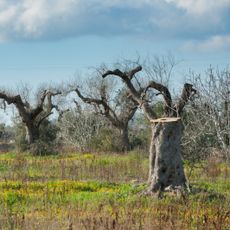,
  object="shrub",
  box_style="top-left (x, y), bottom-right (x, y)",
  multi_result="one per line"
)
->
top-left (14, 119), bottom-right (59, 155)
